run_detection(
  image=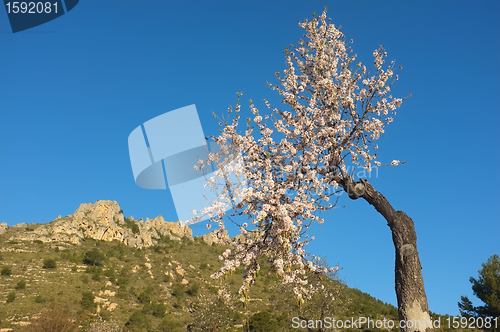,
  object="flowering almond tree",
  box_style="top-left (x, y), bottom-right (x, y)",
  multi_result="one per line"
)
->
top-left (198, 10), bottom-right (433, 332)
